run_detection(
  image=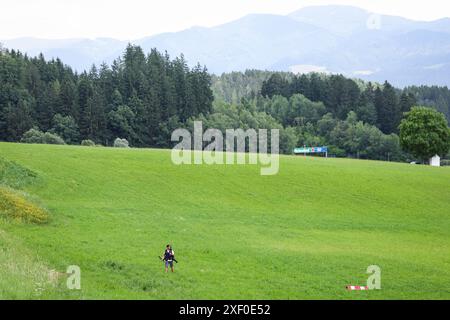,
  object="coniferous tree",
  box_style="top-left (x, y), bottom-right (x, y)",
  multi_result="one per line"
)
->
top-left (376, 81), bottom-right (400, 134)
top-left (399, 92), bottom-right (417, 115)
